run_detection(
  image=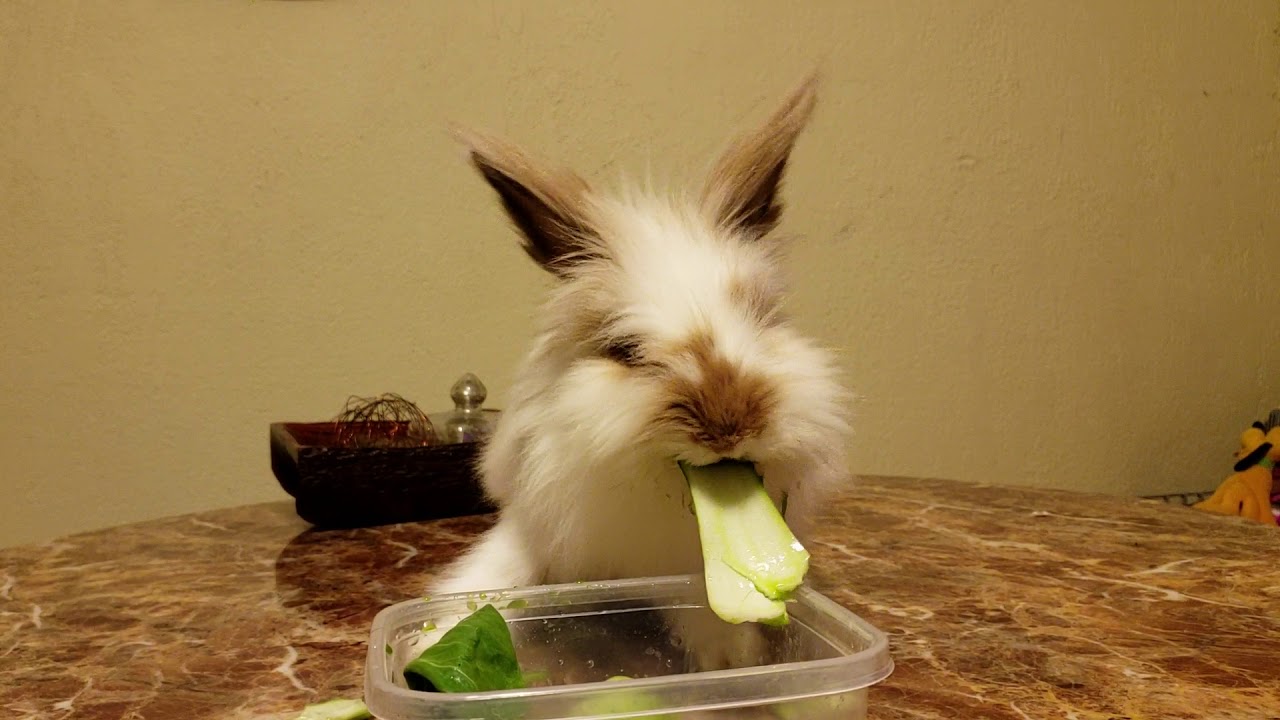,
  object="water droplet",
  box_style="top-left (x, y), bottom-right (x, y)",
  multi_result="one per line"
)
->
top-left (586, 659), bottom-right (595, 668)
